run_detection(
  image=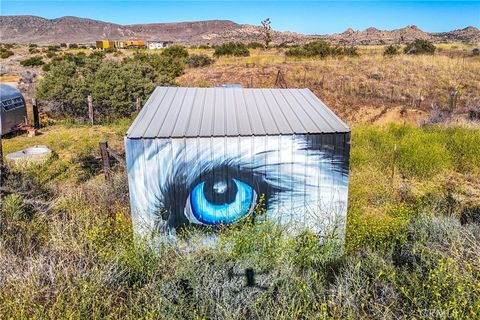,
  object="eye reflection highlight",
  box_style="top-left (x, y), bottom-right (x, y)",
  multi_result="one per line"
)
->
top-left (185, 178), bottom-right (256, 225)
